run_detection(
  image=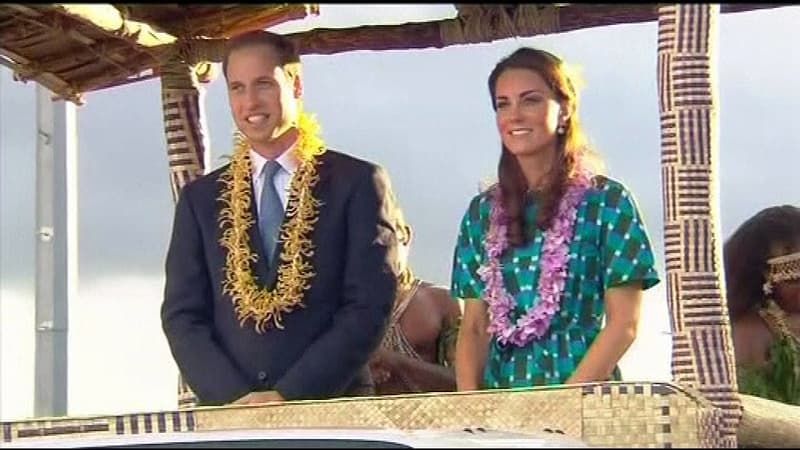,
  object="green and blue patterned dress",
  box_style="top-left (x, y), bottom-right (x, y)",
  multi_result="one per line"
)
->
top-left (451, 176), bottom-right (660, 388)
